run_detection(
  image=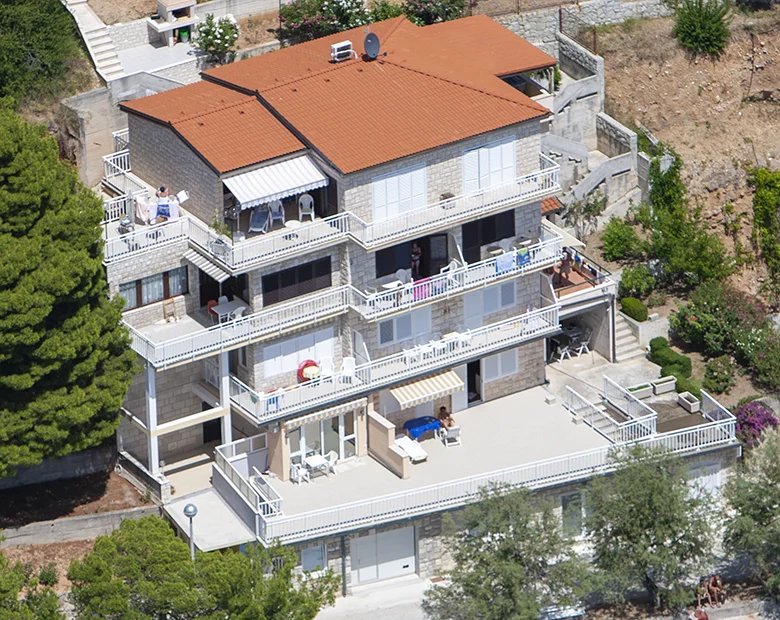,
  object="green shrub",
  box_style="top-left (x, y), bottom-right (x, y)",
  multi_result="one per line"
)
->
top-left (403, 0), bottom-right (470, 25)
top-left (38, 563), bottom-right (58, 587)
top-left (553, 65), bottom-right (562, 91)
top-left (281, 0), bottom-right (368, 43)
top-left (602, 217), bottom-right (644, 261)
top-left (650, 336), bottom-right (669, 352)
top-left (368, 0), bottom-right (405, 20)
top-left (649, 337), bottom-right (692, 378)
top-left (621, 297), bottom-right (649, 322)
top-left (647, 291), bottom-right (668, 308)
top-left (703, 355), bottom-right (736, 394)
top-left (672, 0), bottom-right (731, 56)
top-left (619, 265), bottom-right (656, 298)
top-left (195, 14), bottom-right (240, 63)
top-left (676, 374), bottom-right (702, 399)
